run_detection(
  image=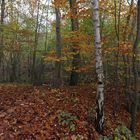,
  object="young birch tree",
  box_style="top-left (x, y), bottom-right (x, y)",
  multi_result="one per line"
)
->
top-left (92, 0), bottom-right (104, 133)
